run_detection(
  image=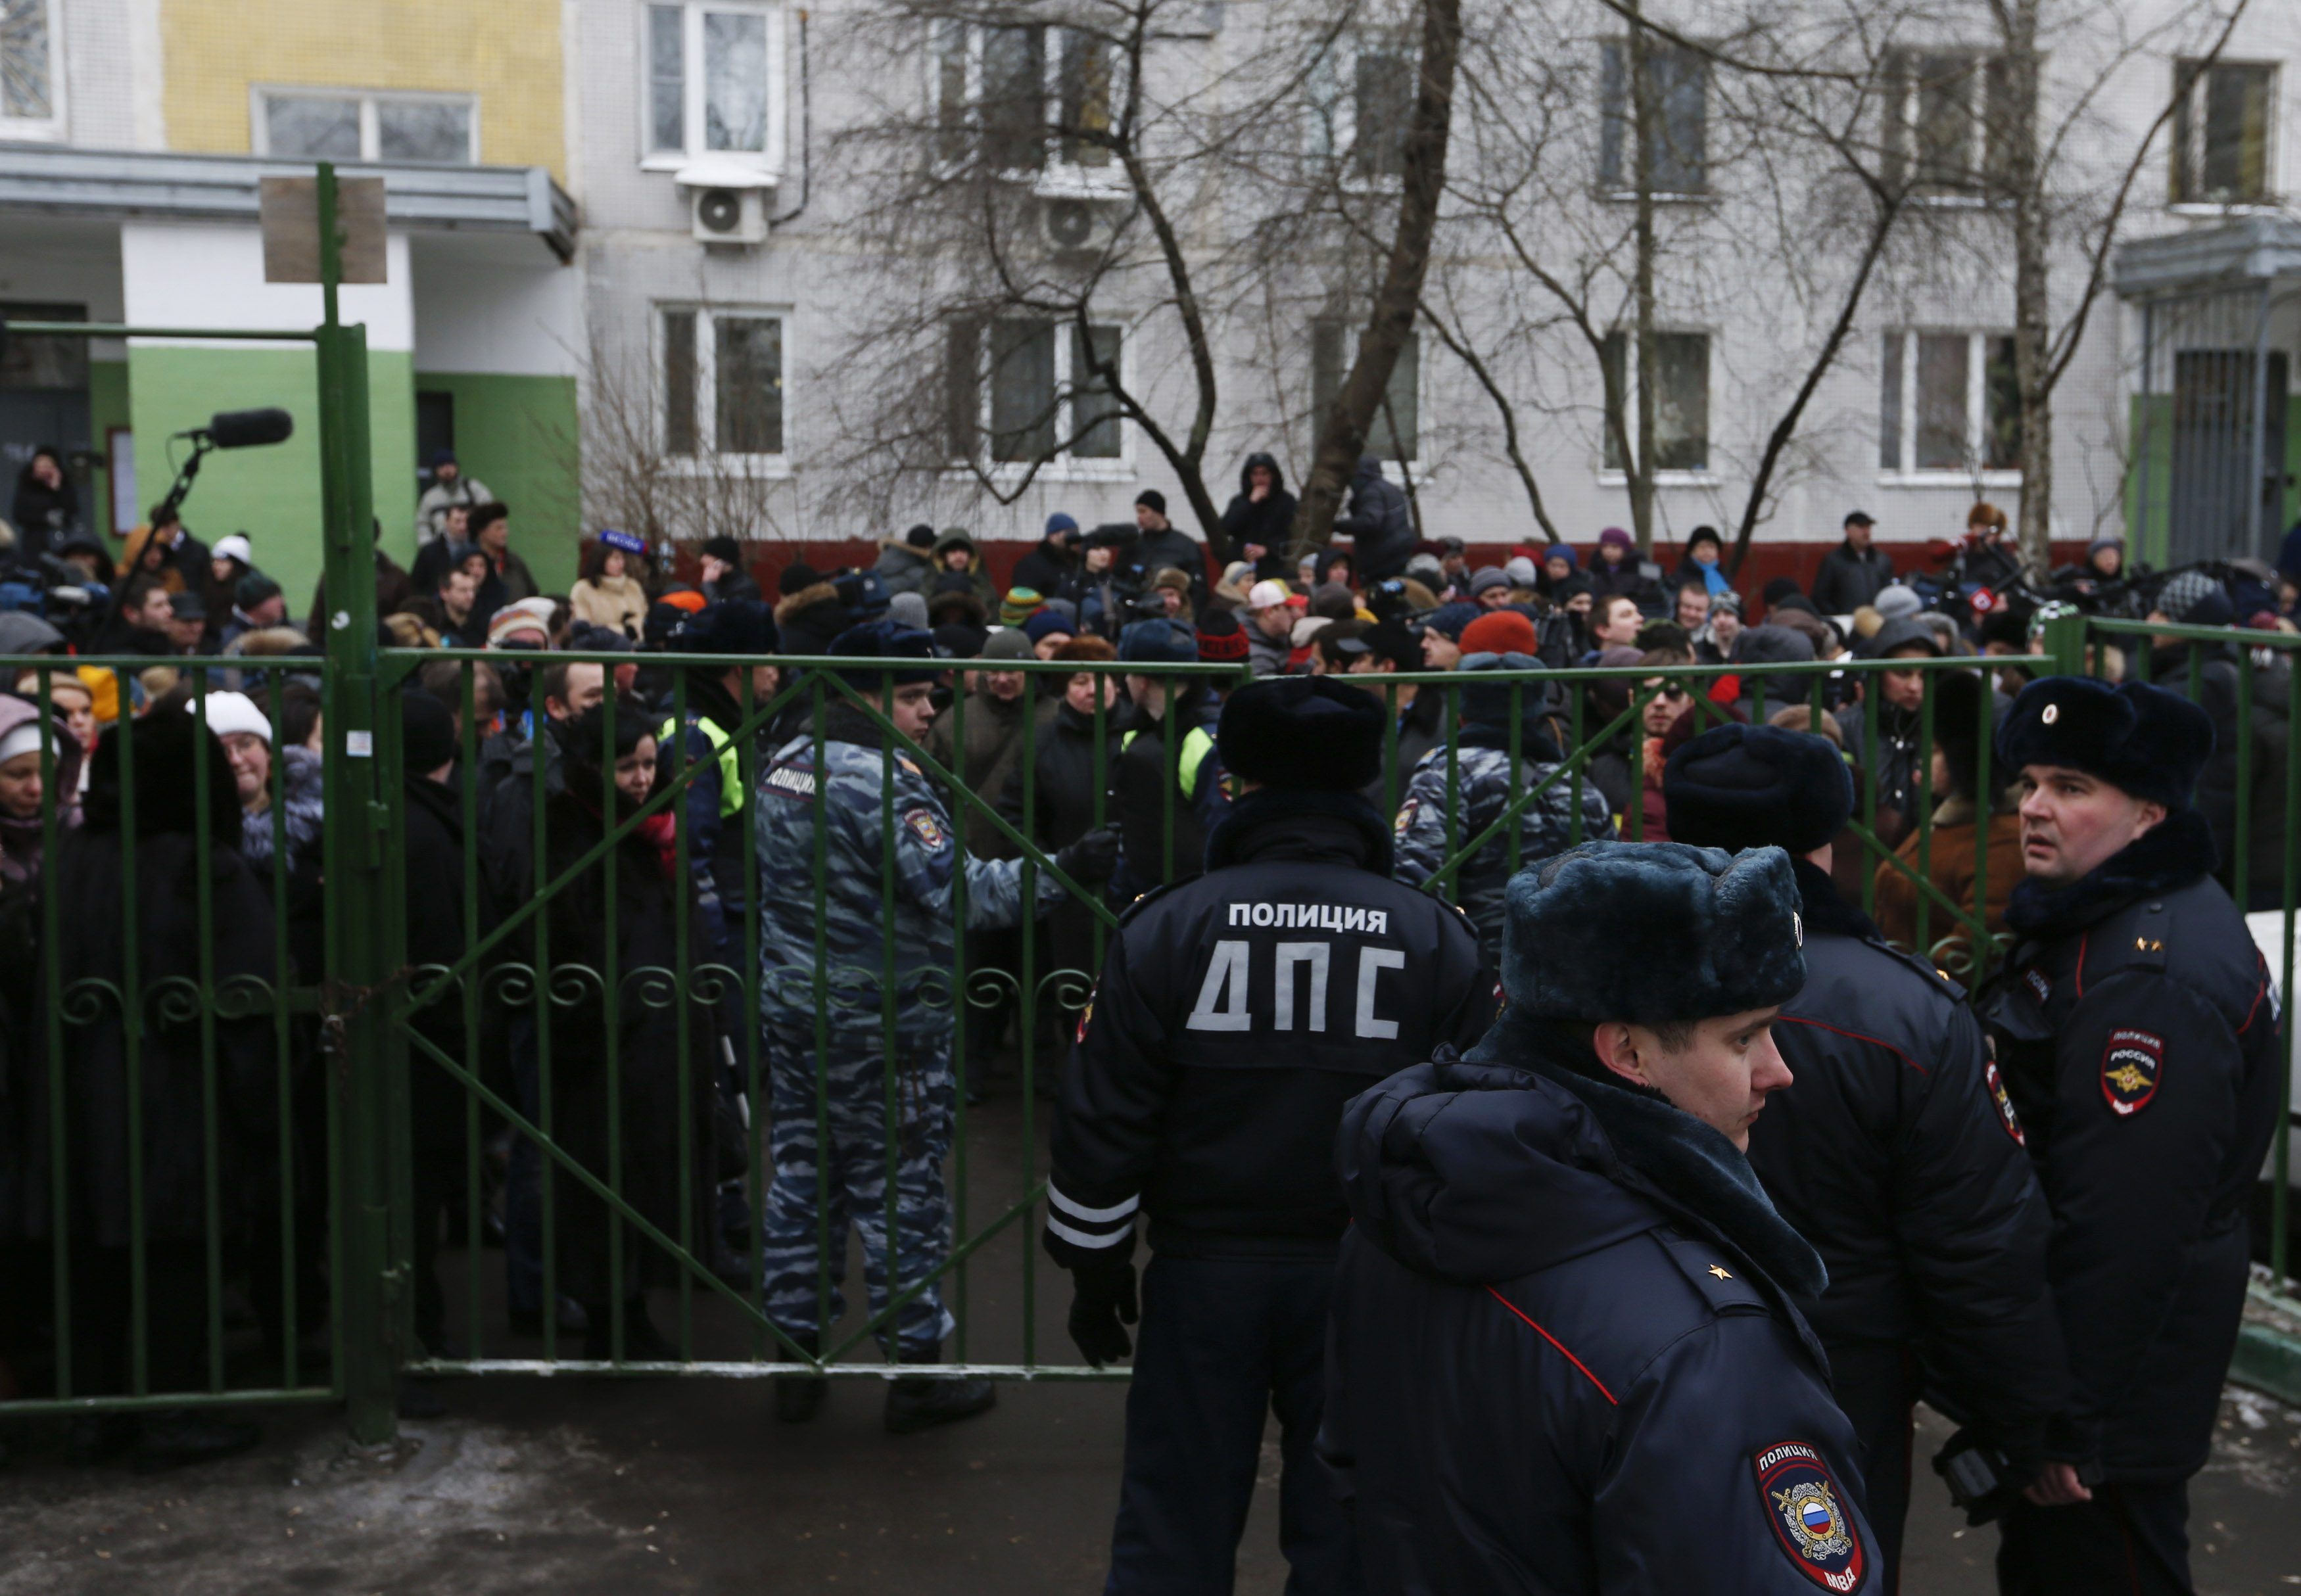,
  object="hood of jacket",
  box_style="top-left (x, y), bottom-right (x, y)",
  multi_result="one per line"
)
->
top-left (1351, 453), bottom-right (1383, 487)
top-left (83, 708), bottom-right (242, 847)
top-left (931, 528), bottom-right (980, 561)
top-left (1239, 452), bottom-right (1287, 494)
top-left (877, 539), bottom-right (933, 566)
top-left (1340, 1010), bottom-right (1826, 1295)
